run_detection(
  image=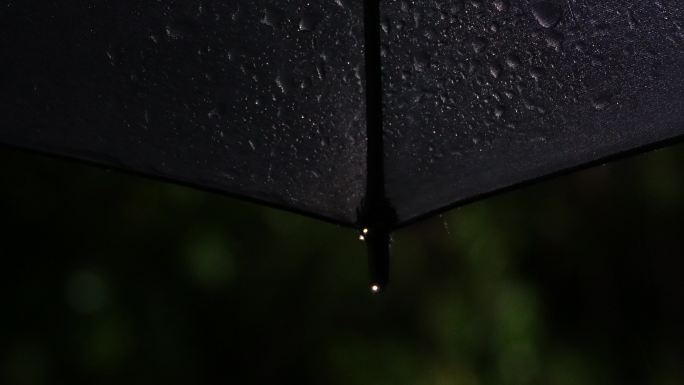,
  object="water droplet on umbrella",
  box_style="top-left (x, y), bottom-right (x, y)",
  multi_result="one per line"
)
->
top-left (591, 94), bottom-right (612, 110)
top-left (505, 54), bottom-right (521, 70)
top-left (530, 1), bottom-right (562, 28)
top-left (493, 0), bottom-right (509, 12)
top-left (299, 14), bottom-right (319, 32)
top-left (381, 19), bottom-right (390, 34)
top-left (545, 31), bottom-right (564, 50)
top-left (494, 105), bottom-right (505, 118)
top-left (472, 37), bottom-right (488, 53)
top-left (165, 25), bottom-right (181, 40)
top-left (261, 7), bottom-right (283, 28)
top-left (450, 1), bottom-right (465, 14)
top-left (530, 67), bottom-right (544, 81)
top-left (275, 75), bottom-right (288, 94)
top-left (413, 52), bottom-right (430, 72)
top-left (591, 55), bottom-right (604, 66)
top-left (489, 62), bottom-right (502, 78)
